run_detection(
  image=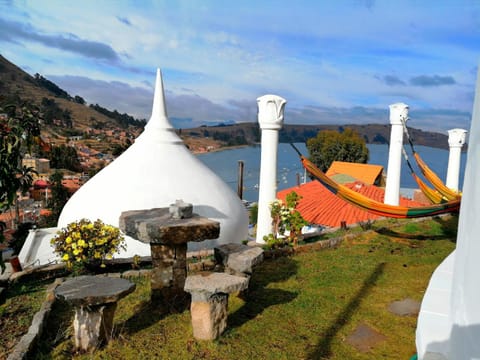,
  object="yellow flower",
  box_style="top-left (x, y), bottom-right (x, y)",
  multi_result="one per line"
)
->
top-left (78, 239), bottom-right (86, 247)
top-left (65, 236), bottom-right (72, 244)
top-left (62, 254), bottom-right (69, 261)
